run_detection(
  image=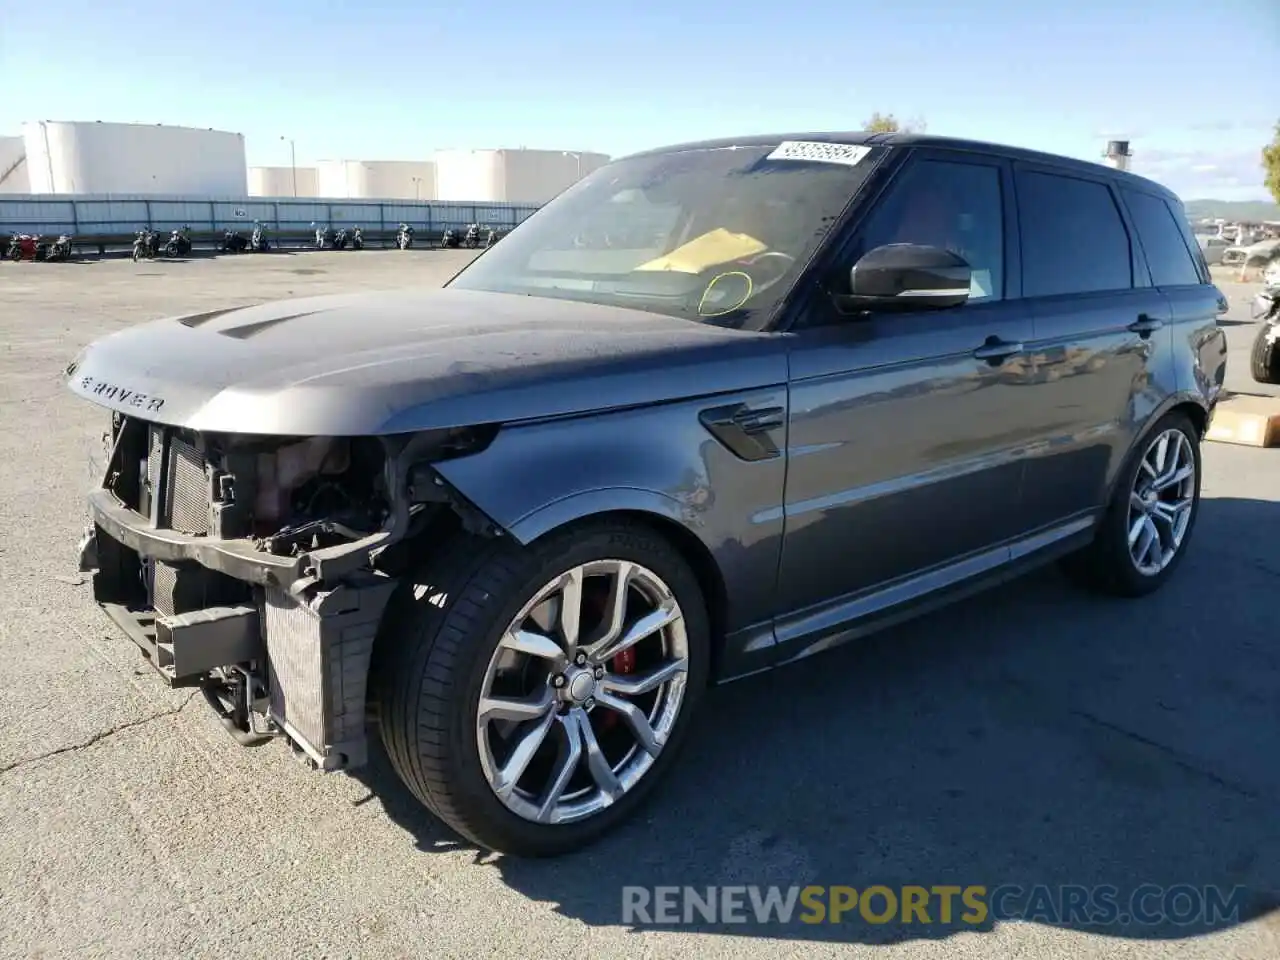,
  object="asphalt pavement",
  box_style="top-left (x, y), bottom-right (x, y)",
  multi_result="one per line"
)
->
top-left (0, 251), bottom-right (1276, 959)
